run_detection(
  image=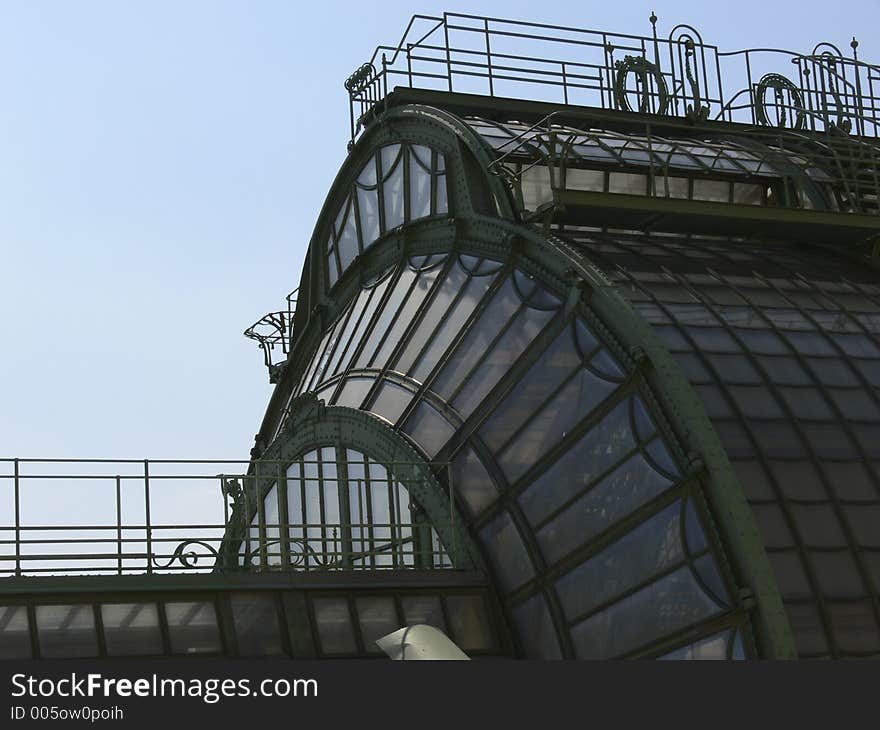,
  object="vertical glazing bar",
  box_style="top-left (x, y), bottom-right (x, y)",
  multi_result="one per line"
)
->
top-left (443, 13), bottom-right (453, 92)
top-left (447, 462), bottom-right (456, 569)
top-left (256, 460), bottom-right (267, 570)
top-left (278, 461), bottom-right (290, 570)
top-left (484, 18), bottom-right (494, 96)
top-left (406, 43), bottom-right (413, 88)
top-left (115, 475), bottom-right (122, 576)
top-left (13, 458), bottom-right (21, 577)
top-left (143, 459), bottom-right (152, 575)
